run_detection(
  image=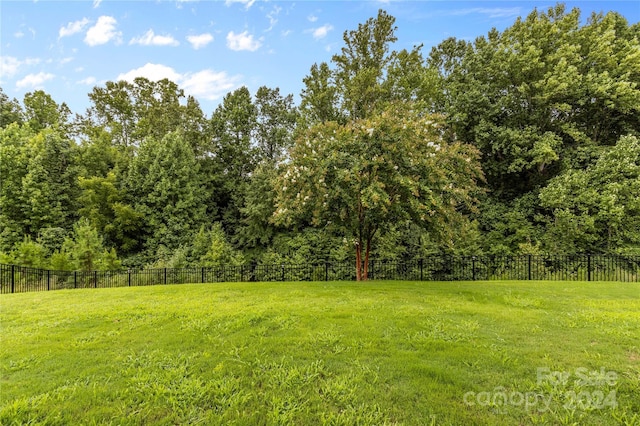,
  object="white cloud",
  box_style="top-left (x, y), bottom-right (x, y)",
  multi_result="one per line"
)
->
top-left (130, 29), bottom-right (180, 47)
top-left (308, 15), bottom-right (318, 22)
top-left (84, 16), bottom-right (121, 46)
top-left (59, 18), bottom-right (90, 38)
top-left (117, 63), bottom-right (182, 83)
top-left (225, 0), bottom-right (255, 10)
top-left (0, 56), bottom-right (41, 80)
top-left (311, 24), bottom-right (333, 40)
top-left (187, 33), bottom-right (214, 49)
top-left (78, 76), bottom-right (97, 85)
top-left (14, 31), bottom-right (24, 38)
top-left (181, 70), bottom-right (242, 100)
top-left (117, 63), bottom-right (241, 101)
top-left (0, 56), bottom-right (21, 78)
top-left (266, 5), bottom-right (281, 31)
top-left (16, 72), bottom-right (55, 89)
top-left (226, 31), bottom-right (262, 51)
top-left (59, 57), bottom-right (74, 65)
top-left (93, 0), bottom-right (102, 8)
